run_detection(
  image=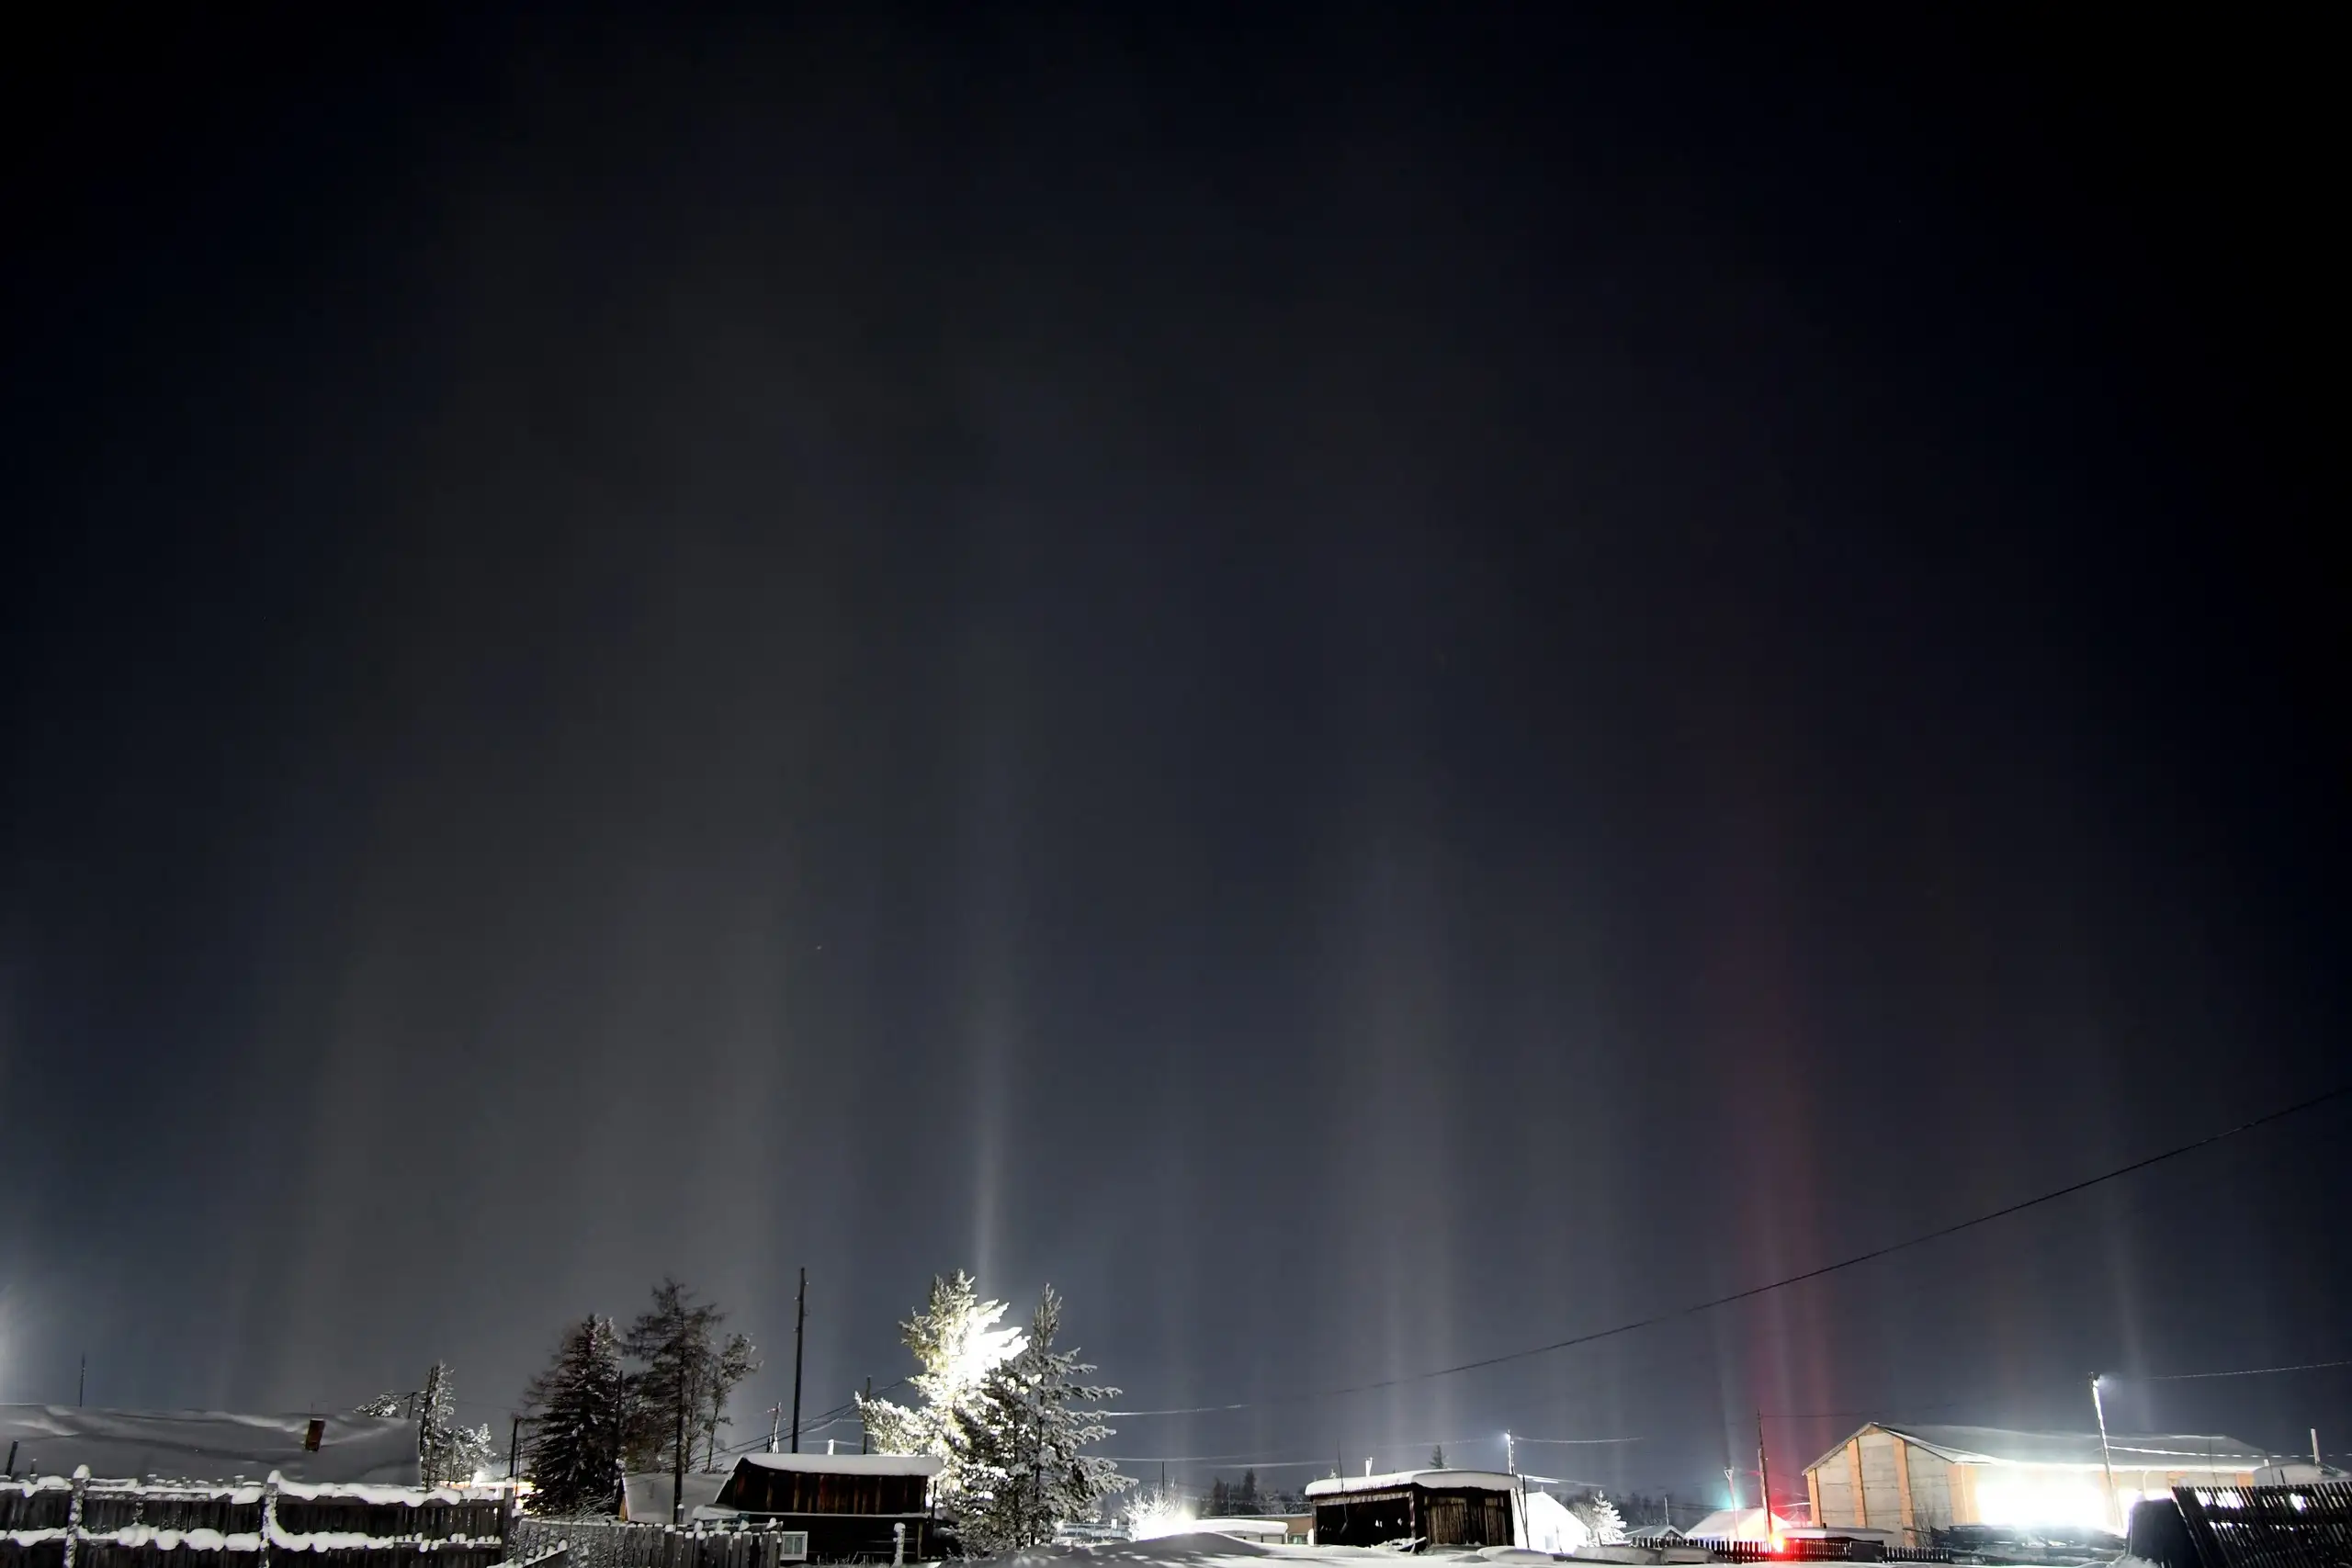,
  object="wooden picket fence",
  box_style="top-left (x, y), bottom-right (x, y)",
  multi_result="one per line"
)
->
top-left (506, 1520), bottom-right (801, 1568)
top-left (2174, 1480), bottom-right (2352, 1568)
top-left (1, 1470), bottom-right (511, 1568)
